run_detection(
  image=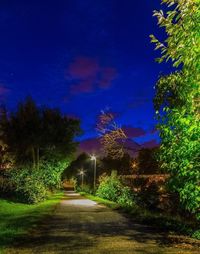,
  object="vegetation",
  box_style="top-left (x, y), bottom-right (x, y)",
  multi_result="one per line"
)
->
top-left (96, 109), bottom-right (127, 159)
top-left (96, 171), bottom-right (135, 209)
top-left (81, 191), bottom-right (199, 240)
top-left (0, 192), bottom-right (64, 252)
top-left (136, 148), bottom-right (160, 174)
top-left (0, 97), bottom-right (81, 203)
top-left (151, 0), bottom-right (200, 218)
